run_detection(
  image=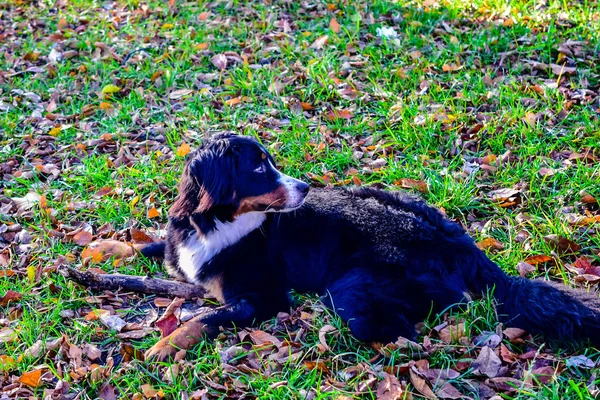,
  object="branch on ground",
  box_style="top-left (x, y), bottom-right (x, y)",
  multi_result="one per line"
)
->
top-left (57, 265), bottom-right (206, 300)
